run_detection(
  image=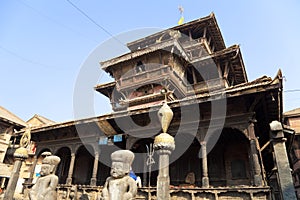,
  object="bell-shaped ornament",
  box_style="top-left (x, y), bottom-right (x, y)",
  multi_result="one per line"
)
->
top-left (158, 102), bottom-right (173, 133)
